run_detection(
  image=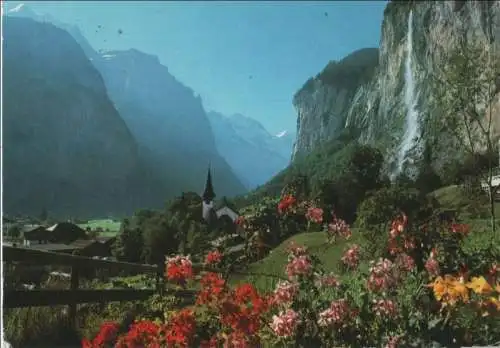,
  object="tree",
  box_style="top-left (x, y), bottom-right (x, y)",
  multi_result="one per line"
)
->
top-left (7, 225), bottom-right (21, 239)
top-left (432, 24), bottom-right (499, 232)
top-left (113, 218), bottom-right (144, 263)
top-left (141, 213), bottom-right (179, 265)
